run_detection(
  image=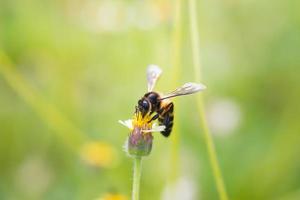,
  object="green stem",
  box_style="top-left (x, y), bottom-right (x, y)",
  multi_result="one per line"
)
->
top-left (132, 156), bottom-right (142, 200)
top-left (187, 0), bottom-right (229, 200)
